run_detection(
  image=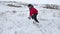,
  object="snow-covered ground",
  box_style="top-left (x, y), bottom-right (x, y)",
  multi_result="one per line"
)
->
top-left (0, 2), bottom-right (60, 34)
